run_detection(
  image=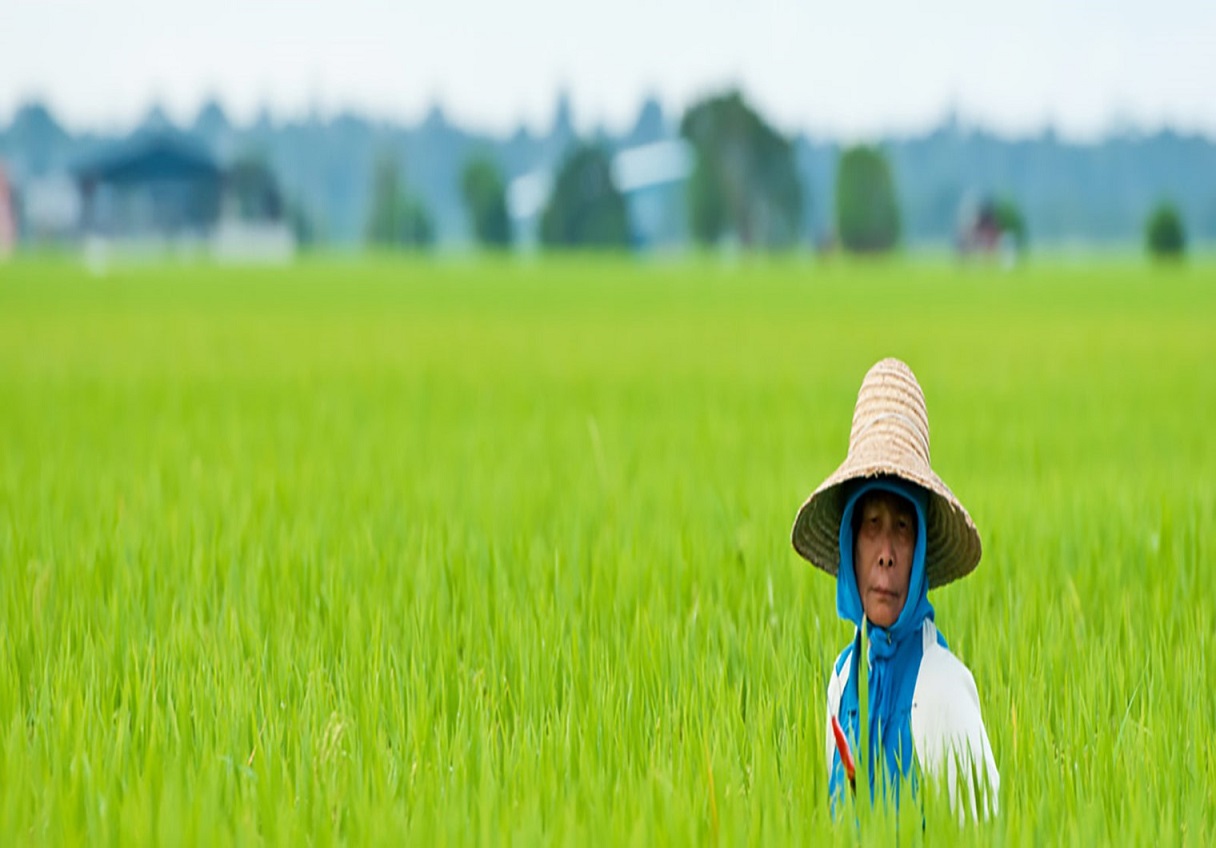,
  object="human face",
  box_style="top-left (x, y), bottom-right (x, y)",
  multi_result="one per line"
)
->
top-left (851, 490), bottom-right (917, 628)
